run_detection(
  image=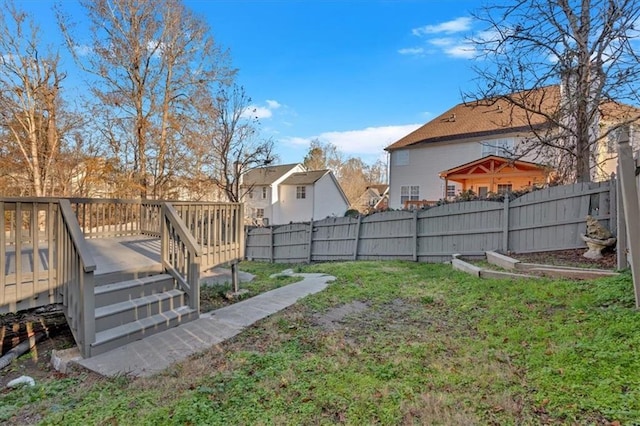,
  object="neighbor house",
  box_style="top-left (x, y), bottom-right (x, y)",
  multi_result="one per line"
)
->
top-left (385, 85), bottom-right (640, 209)
top-left (351, 184), bottom-right (389, 213)
top-left (242, 164), bottom-right (349, 225)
